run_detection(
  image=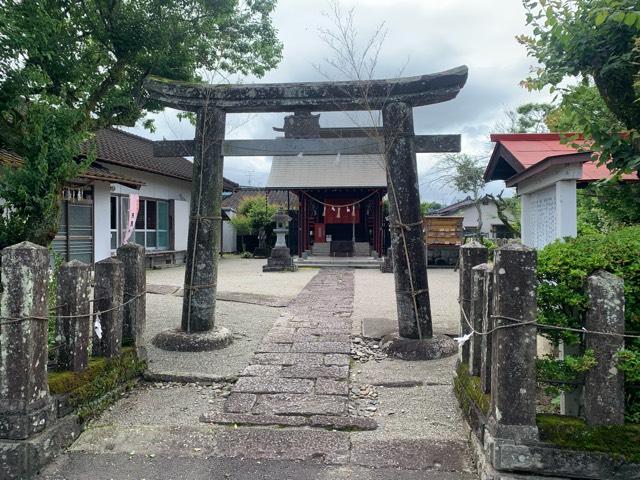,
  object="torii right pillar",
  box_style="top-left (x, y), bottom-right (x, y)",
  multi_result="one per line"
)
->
top-left (383, 102), bottom-right (432, 339)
